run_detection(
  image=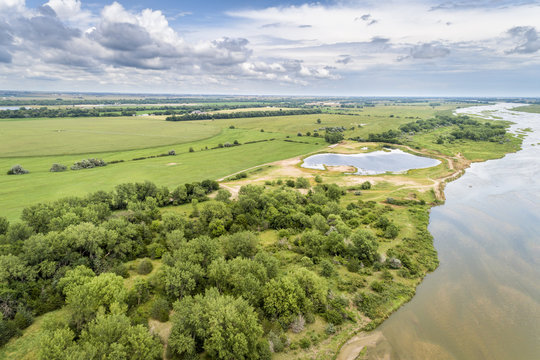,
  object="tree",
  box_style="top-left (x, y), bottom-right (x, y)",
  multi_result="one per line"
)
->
top-left (39, 311), bottom-right (162, 360)
top-left (263, 276), bottom-right (306, 326)
top-left (168, 288), bottom-right (263, 360)
top-left (349, 229), bottom-right (379, 265)
top-left (222, 231), bottom-right (259, 259)
top-left (63, 272), bottom-right (127, 329)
